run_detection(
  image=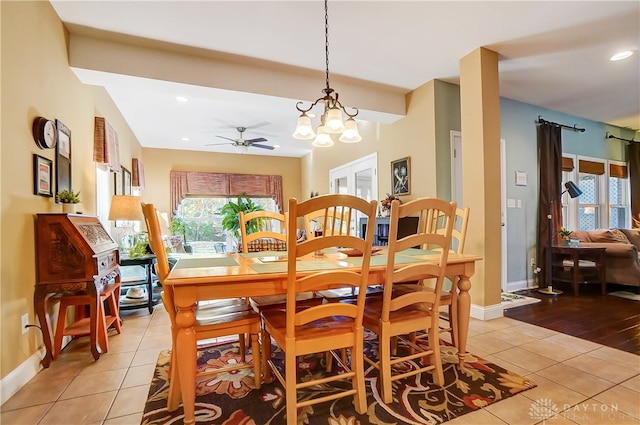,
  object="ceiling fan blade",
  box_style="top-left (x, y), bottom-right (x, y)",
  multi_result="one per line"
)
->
top-left (206, 142), bottom-right (233, 146)
top-left (246, 137), bottom-right (268, 144)
top-left (216, 135), bottom-right (237, 142)
top-left (251, 143), bottom-right (275, 150)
